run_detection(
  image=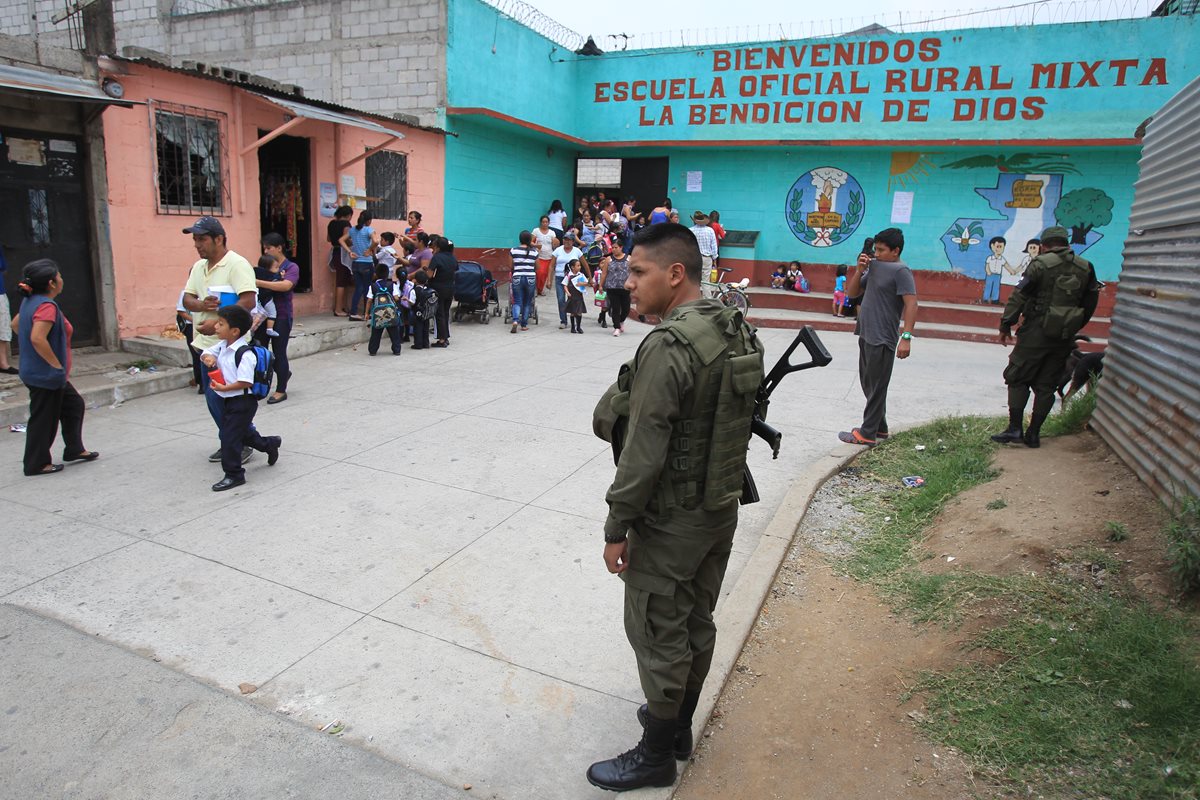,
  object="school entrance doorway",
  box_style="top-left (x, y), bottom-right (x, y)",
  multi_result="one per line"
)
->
top-left (0, 128), bottom-right (99, 345)
top-left (257, 133), bottom-right (312, 292)
top-left (574, 156), bottom-right (669, 218)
